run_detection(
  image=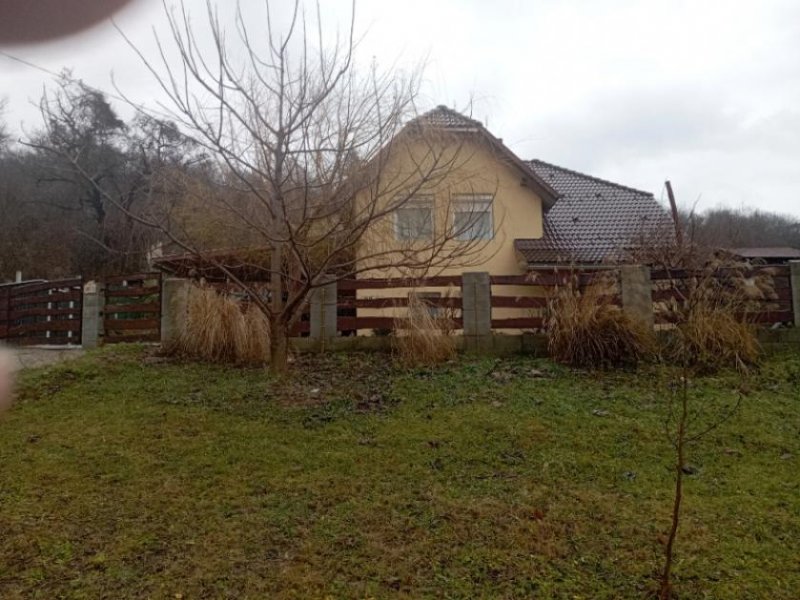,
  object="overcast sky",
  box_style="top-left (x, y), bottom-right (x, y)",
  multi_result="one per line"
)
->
top-left (2, 0), bottom-right (799, 216)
